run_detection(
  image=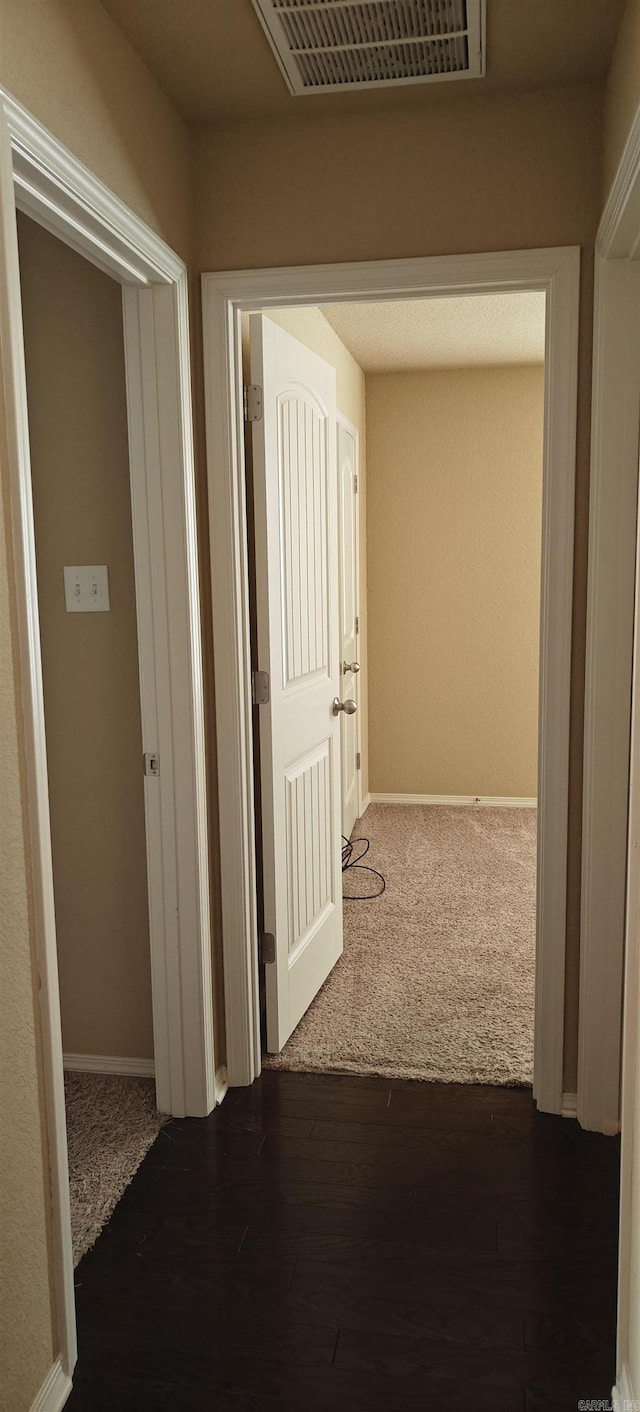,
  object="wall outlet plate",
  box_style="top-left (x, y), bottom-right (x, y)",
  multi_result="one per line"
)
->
top-left (63, 565), bottom-right (110, 612)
